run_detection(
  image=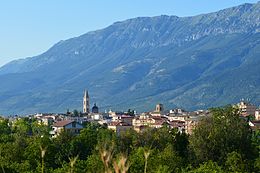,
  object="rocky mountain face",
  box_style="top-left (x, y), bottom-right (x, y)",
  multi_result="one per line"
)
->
top-left (0, 2), bottom-right (260, 114)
